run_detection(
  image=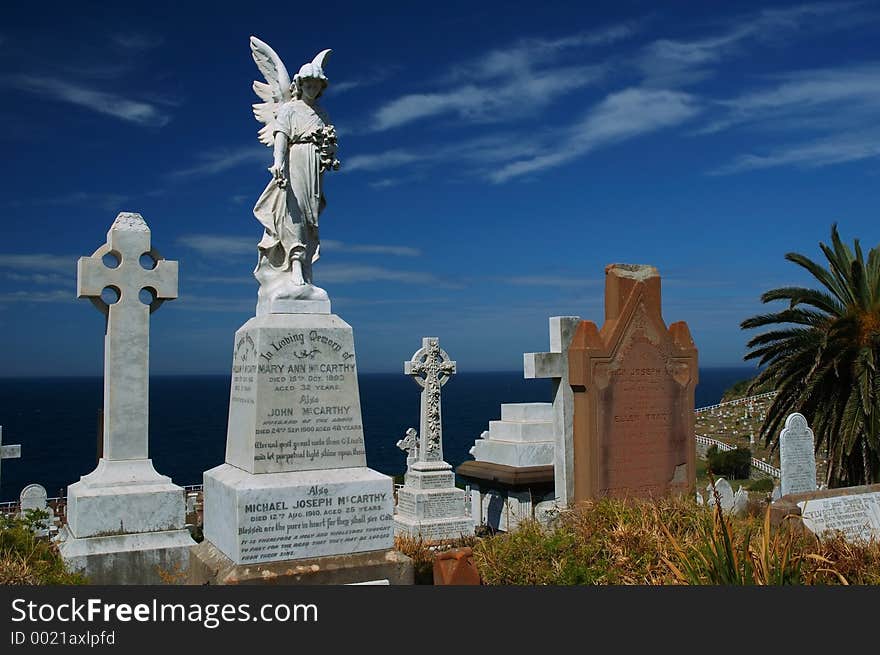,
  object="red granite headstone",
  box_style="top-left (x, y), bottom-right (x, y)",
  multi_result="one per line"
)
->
top-left (568, 264), bottom-right (698, 502)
